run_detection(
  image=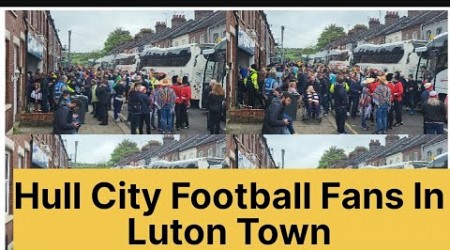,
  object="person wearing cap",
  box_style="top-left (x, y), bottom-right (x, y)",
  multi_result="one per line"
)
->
top-left (422, 91), bottom-right (446, 134)
top-left (373, 75), bottom-right (391, 134)
top-left (53, 99), bottom-right (81, 134)
top-left (156, 78), bottom-right (176, 134)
